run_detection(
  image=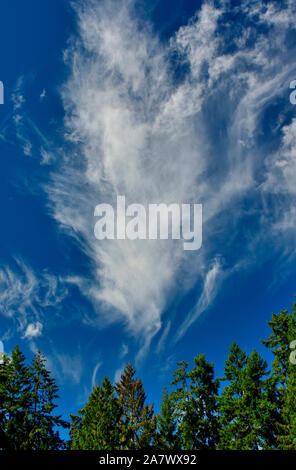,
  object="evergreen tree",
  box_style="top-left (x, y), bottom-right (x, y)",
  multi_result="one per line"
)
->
top-left (27, 350), bottom-right (68, 450)
top-left (218, 341), bottom-right (247, 449)
top-left (169, 360), bottom-right (190, 448)
top-left (0, 346), bottom-right (31, 450)
top-left (262, 302), bottom-right (296, 449)
top-left (70, 376), bottom-right (122, 450)
top-left (188, 354), bottom-right (220, 449)
top-left (0, 346), bottom-right (67, 450)
top-left (115, 362), bottom-right (156, 449)
top-left (155, 387), bottom-right (180, 449)
top-left (170, 356), bottom-right (220, 450)
top-left (218, 343), bottom-right (278, 449)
